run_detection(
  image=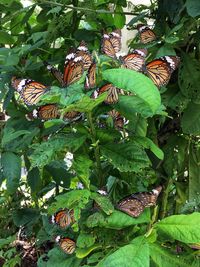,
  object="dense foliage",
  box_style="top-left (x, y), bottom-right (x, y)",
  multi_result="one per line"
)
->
top-left (0, 0), bottom-right (200, 266)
